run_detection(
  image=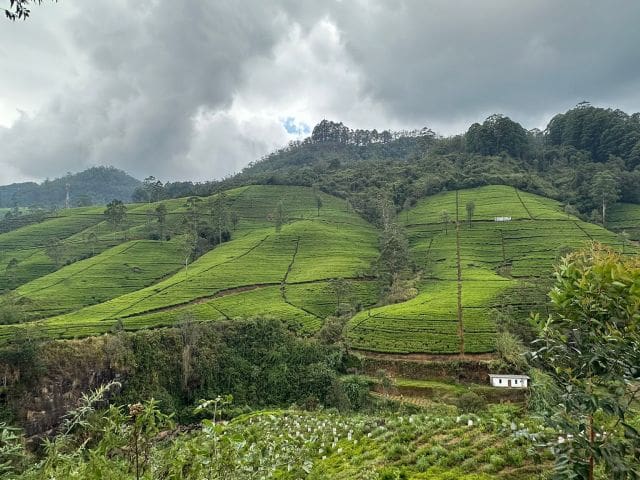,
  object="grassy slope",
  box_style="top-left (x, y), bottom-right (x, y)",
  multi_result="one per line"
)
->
top-left (0, 207), bottom-right (106, 290)
top-left (0, 185), bottom-right (379, 339)
top-left (3, 184), bottom-right (637, 349)
top-left (0, 191), bottom-right (255, 317)
top-left (346, 185), bottom-right (629, 354)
